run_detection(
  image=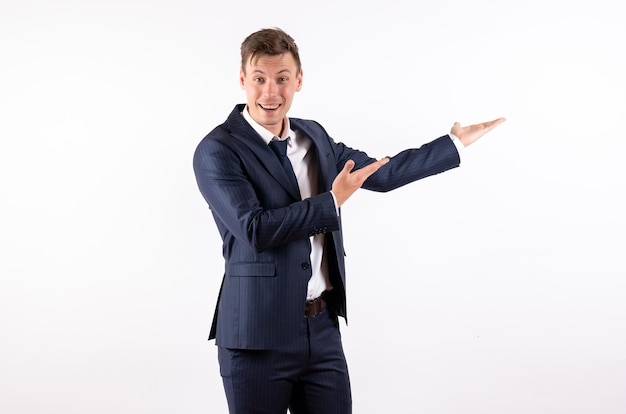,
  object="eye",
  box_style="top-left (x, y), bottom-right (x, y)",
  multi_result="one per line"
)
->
top-left (278, 77), bottom-right (288, 83)
top-left (254, 77), bottom-right (264, 83)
